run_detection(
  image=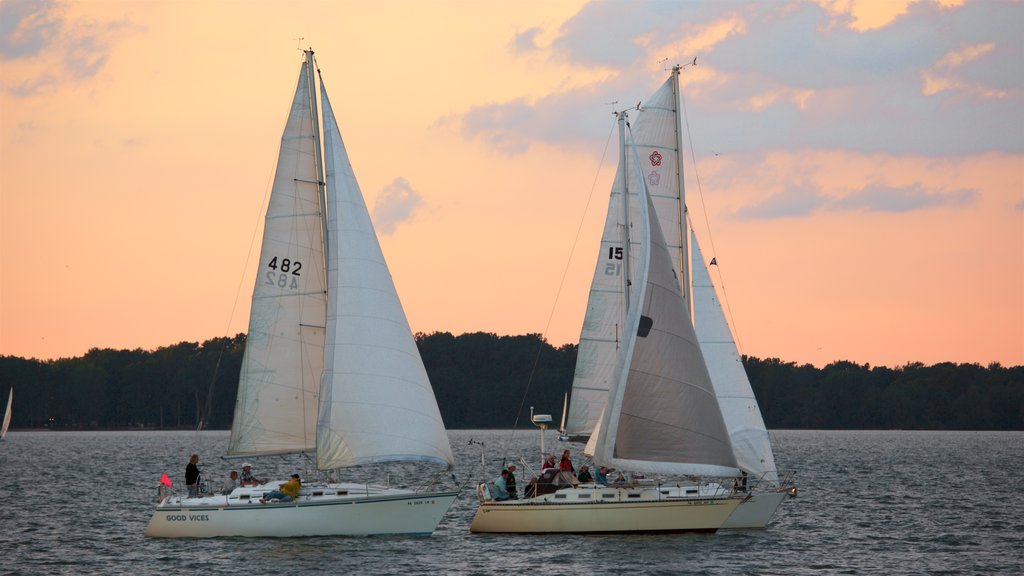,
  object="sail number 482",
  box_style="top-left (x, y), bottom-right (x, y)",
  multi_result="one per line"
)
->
top-left (265, 256), bottom-right (302, 290)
